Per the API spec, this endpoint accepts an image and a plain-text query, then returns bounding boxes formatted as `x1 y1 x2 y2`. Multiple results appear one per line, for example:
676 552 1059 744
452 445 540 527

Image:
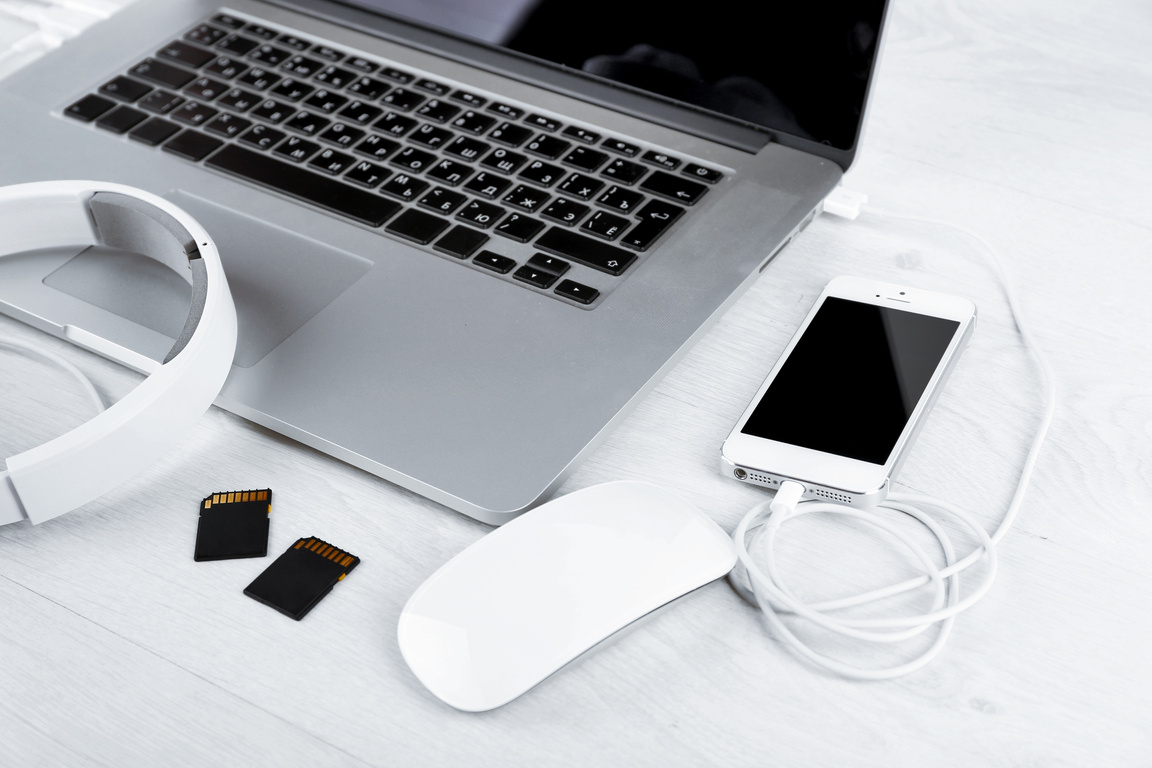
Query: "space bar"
206 144 400 227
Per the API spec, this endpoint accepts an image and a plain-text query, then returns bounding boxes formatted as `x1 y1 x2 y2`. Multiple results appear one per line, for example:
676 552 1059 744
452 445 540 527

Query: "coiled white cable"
728 198 1056 679
0 335 106 414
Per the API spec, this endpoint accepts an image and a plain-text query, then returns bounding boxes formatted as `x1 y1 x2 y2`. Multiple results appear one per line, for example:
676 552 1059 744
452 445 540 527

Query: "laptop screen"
332 0 886 153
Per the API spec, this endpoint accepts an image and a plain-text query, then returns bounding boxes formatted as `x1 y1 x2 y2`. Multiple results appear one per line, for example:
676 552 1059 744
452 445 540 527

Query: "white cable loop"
729 201 1055 679
0 335 105 414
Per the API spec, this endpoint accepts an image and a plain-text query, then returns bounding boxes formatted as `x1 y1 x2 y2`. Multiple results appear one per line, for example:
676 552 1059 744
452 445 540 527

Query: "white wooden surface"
2 0 1151 764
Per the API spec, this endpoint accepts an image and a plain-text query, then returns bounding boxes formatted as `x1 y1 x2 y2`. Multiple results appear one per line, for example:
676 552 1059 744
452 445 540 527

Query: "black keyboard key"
541 198 590 226
427 159 473 186
527 254 570 275
171 100 218 126
380 172 428 201
274 135 321 162
525 134 570 159
434 226 489 259
308 148 356 175
138 89 184 114
217 34 259 56
386 208 449 244
204 56 249 79
597 185 645 213
319 122 365 148
463 172 512 199
488 122 532 147
379 66 414 83
354 133 401 160
163 129 224 161
344 160 389 188
444 135 489 162
450 110 495 134
217 87 260 112
311 46 346 63
131 58 196 89
212 14 245 30
640 170 707 204
581 210 630 240
185 76 229 100
554 279 599 304
416 99 460 124
519 159 564 187
601 138 639 156
487 102 524 120
375 111 417 136
314 65 357 89
419 186 467 215
158 40 214 68
451 90 486 107
558 172 605 200
562 126 601 144
503 184 550 213
410 123 453 149
185 24 227 46
481 147 527 174
99 76 152 102
347 76 390 100
345 56 379 74
237 67 281 90
621 199 684 251
684 163 723 183
525 114 561 132
563 147 608 172
390 146 436 173
249 44 291 66
494 212 544 243
207 143 400 226
96 105 148 134
414 78 451 96
281 54 324 78
536 227 635 275
473 250 517 274
456 200 503 228
270 78 315 101
601 158 647 185
239 124 286 149
285 109 331 136
303 89 348 113
641 150 681 170
381 87 424 111
204 112 252 138
277 34 312 52
512 265 559 289
244 24 278 41
129 117 180 146
337 100 383 125
251 98 294 123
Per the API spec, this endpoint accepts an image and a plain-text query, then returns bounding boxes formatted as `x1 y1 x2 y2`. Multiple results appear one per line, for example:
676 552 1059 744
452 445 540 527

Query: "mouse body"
397 481 737 712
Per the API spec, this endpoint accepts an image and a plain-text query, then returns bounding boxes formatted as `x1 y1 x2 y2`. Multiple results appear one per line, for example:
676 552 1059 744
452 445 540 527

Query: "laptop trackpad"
44 192 371 368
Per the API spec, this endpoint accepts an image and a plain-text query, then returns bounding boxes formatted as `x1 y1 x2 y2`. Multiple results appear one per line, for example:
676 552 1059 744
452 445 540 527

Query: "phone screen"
740 297 961 465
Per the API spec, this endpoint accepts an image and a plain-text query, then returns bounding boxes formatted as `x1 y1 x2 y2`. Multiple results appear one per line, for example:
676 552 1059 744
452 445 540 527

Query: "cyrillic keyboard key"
206 143 400 226
535 227 635 275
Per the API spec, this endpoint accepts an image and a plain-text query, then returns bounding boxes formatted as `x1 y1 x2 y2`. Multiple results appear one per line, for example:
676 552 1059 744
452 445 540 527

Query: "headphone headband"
0 181 237 525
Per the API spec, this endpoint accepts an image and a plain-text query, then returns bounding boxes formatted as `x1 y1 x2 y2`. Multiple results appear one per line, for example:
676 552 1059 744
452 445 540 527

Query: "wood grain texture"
3 0 1152 764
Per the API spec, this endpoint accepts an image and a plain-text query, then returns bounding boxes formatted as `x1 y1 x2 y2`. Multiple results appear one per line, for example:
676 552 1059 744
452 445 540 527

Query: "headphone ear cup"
0 181 237 525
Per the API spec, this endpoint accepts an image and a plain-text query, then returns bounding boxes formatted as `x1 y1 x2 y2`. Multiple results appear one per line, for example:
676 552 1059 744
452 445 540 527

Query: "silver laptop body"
0 0 885 523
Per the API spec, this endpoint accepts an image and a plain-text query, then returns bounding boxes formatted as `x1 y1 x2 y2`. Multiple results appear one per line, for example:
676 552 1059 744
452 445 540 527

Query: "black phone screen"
740 297 960 465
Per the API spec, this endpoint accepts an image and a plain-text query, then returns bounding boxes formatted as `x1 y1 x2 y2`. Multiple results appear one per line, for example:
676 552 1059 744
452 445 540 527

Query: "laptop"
0 0 889 523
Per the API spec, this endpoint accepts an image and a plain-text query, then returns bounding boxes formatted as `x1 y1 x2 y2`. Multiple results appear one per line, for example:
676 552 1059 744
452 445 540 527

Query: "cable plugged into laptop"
727 186 1056 679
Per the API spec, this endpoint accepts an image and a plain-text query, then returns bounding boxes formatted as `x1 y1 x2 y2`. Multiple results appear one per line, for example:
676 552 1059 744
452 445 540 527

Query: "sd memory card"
244 537 359 620
194 489 271 561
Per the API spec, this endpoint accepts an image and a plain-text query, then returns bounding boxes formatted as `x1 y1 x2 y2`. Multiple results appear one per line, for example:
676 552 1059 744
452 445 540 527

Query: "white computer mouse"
397 480 737 712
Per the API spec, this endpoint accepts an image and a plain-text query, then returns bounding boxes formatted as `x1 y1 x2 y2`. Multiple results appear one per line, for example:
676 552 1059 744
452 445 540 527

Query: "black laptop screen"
333 0 886 151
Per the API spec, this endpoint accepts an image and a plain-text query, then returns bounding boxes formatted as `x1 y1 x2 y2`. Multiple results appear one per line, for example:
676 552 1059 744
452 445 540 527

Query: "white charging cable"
728 190 1056 679
0 335 106 414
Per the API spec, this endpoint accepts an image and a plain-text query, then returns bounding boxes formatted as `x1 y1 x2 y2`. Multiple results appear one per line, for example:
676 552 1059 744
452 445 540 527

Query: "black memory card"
243 537 360 620
194 489 271 561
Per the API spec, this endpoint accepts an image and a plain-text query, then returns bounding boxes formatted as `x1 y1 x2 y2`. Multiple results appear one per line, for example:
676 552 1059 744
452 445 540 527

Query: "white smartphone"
721 276 976 507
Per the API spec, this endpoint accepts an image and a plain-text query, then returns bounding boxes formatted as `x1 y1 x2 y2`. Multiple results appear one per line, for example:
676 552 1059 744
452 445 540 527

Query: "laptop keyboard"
62 11 727 308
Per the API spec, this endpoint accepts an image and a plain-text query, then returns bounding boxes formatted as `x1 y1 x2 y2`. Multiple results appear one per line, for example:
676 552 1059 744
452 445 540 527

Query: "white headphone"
0 181 238 525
